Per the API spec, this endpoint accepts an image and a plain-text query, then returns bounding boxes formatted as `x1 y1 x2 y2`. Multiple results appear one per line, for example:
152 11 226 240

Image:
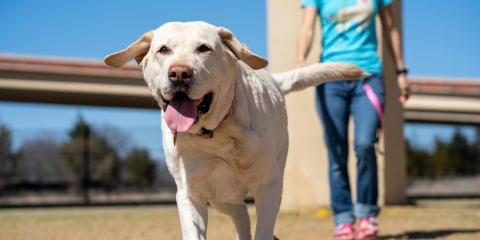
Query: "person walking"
295 0 409 239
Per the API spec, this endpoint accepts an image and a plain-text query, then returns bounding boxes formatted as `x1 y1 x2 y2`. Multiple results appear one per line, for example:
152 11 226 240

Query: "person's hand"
295 59 308 69
397 73 410 103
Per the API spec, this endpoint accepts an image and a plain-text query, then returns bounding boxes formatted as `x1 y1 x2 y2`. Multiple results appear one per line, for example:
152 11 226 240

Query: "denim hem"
334 211 355 225
353 202 380 218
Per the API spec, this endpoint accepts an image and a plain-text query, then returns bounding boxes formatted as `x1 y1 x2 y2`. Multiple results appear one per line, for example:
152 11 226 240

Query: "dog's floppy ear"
217 27 268 70
104 31 155 68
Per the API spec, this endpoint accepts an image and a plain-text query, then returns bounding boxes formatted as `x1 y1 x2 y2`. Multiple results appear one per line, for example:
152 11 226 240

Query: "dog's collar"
172 81 237 145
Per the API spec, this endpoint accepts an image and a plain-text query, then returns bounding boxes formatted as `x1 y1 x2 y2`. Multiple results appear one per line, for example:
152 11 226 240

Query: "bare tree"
16 136 63 183
125 148 157 188
93 125 133 159
0 124 16 188
61 118 123 191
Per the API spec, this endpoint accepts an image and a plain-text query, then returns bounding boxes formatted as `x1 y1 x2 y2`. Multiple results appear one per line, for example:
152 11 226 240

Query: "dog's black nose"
168 65 193 83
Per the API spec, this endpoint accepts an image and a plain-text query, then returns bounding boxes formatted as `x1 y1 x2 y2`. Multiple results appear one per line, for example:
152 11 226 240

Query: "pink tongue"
163 96 197 132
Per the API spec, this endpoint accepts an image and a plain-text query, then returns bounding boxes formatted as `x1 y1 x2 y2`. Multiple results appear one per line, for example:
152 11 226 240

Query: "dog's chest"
172 117 262 203
185 157 257 204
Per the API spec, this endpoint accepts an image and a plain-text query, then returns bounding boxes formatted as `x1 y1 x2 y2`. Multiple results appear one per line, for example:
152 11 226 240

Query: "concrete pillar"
267 0 406 210
380 0 407 204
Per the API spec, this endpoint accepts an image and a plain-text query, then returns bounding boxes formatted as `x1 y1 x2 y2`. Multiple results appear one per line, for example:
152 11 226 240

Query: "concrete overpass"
405 78 480 125
2 53 479 125
0 53 155 109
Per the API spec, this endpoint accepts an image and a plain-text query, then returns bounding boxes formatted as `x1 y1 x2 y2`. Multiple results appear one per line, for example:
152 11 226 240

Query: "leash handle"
363 83 385 153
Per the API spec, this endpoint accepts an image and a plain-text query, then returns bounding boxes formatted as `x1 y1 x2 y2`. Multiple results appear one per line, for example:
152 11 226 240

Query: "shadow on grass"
377 229 480 239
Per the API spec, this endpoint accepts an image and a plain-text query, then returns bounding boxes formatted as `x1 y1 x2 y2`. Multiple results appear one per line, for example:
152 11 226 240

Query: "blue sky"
0 0 267 60
403 0 480 78
0 0 479 158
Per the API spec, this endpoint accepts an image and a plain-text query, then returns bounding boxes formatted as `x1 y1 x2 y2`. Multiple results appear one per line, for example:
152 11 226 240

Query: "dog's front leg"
252 176 283 240
176 189 209 240
210 201 252 240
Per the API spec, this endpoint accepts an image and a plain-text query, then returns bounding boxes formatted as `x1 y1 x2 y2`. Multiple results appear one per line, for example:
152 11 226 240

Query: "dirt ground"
0 199 479 240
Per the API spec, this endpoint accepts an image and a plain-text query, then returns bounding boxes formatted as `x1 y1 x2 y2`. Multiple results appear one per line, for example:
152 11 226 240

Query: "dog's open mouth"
162 92 213 132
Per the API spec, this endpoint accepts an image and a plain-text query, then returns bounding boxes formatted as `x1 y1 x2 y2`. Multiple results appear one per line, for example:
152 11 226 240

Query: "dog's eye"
159 47 168 54
198 45 210 53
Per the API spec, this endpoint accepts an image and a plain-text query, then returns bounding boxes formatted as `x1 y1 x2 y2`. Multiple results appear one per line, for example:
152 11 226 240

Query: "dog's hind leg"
209 201 252 240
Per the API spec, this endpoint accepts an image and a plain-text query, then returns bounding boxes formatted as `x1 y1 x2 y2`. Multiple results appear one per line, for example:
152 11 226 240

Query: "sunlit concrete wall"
267 0 406 209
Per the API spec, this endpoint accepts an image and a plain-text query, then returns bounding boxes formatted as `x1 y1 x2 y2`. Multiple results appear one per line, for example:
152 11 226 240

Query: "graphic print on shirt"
327 0 373 33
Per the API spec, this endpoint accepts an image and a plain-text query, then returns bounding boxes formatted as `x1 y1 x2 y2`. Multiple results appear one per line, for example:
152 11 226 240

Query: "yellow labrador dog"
105 21 366 240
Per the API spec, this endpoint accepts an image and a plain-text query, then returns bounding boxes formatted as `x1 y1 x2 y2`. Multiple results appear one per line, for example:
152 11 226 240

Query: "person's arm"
379 4 410 103
295 6 318 69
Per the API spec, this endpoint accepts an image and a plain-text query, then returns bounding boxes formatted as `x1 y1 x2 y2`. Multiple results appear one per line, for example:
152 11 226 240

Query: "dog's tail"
271 63 369 95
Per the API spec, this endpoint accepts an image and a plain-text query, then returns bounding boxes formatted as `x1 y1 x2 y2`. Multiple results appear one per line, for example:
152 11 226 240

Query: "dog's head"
105 22 268 134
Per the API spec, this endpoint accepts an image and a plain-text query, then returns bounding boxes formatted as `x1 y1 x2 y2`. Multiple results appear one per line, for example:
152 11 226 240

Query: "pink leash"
363 83 385 152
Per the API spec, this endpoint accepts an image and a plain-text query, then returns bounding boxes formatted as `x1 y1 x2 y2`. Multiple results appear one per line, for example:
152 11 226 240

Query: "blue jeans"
315 73 385 225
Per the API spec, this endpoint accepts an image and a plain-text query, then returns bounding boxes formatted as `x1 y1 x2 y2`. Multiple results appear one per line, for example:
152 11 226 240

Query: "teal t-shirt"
301 0 393 73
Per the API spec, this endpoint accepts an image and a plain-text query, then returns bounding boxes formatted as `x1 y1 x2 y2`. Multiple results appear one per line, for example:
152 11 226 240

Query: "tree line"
5 119 479 194
0 117 173 196
407 126 480 178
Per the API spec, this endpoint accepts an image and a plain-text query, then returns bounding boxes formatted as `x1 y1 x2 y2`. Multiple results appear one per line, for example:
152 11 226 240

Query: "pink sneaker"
355 217 379 240
334 223 355 240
